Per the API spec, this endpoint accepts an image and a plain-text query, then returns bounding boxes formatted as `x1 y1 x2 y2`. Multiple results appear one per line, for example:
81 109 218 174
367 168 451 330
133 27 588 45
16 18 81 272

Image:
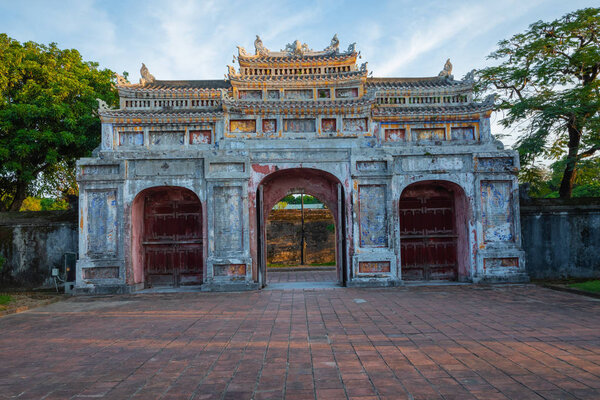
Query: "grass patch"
0 295 12 306
569 280 600 293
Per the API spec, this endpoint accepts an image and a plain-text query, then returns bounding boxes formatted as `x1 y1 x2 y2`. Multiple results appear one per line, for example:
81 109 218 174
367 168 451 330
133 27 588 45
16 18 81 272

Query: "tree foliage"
476 8 600 198
0 34 117 211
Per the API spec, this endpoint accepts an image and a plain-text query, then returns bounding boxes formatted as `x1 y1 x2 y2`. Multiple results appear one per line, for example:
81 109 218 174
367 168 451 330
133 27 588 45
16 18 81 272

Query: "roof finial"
438 58 453 79
139 63 155 85
254 35 270 56
324 34 339 53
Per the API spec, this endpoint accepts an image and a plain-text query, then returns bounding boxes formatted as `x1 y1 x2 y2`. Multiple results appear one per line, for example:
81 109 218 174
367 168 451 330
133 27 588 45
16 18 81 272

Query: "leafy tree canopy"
0 34 117 211
476 8 600 198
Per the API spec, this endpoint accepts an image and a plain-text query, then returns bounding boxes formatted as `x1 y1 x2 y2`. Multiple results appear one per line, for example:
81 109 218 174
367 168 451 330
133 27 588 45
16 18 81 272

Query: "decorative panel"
87 190 118 257
481 181 514 242
82 165 119 175
356 161 387 172
239 90 262 100
285 89 312 100
484 258 519 274
267 90 280 100
230 119 256 133
336 88 358 98
451 126 475 141
358 185 388 247
477 157 515 172
283 119 316 133
82 267 119 279
412 128 445 142
343 118 368 132
214 264 246 277
150 131 184 146
401 156 463 172
385 128 406 142
119 131 143 146
213 186 244 254
209 163 245 173
134 160 197 177
317 88 331 99
262 119 277 134
359 261 390 273
322 118 336 132
190 130 211 144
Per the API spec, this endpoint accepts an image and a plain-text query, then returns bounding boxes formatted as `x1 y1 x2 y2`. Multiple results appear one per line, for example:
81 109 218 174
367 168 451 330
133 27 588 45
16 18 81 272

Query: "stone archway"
399 181 470 281
256 168 346 287
131 187 203 288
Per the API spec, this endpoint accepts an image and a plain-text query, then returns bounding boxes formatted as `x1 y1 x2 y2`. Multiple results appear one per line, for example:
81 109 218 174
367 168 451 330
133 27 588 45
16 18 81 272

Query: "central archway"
256 168 346 287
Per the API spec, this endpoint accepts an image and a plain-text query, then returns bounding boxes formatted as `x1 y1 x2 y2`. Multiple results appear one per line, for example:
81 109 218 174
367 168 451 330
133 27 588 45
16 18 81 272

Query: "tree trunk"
558 120 582 199
8 182 28 211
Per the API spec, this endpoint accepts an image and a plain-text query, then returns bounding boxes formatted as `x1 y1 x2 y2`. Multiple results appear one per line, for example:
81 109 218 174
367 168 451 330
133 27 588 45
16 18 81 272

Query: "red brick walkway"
1 285 599 399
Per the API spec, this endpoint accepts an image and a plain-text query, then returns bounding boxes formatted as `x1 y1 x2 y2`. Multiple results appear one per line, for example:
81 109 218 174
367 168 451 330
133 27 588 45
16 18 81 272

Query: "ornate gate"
143 188 203 287
399 185 457 280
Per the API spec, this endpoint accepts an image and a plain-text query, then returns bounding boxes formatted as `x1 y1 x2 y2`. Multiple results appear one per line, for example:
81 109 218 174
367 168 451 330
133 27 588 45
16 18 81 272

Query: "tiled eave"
366 77 473 90
223 96 375 115
372 103 493 119
99 109 224 124
230 70 367 84
237 51 357 66
118 87 227 99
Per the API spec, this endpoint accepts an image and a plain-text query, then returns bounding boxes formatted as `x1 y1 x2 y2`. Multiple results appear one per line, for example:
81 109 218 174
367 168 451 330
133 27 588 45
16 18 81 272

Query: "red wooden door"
143 189 203 287
400 186 457 280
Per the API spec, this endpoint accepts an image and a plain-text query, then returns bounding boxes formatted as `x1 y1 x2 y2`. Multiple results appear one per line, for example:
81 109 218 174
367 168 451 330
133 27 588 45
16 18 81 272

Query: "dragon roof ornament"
139 63 156 85
438 59 453 79
236 35 358 59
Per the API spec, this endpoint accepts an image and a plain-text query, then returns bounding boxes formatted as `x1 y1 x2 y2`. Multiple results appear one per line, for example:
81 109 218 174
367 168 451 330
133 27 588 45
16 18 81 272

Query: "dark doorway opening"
256 168 346 288
266 193 337 284
141 187 203 287
399 181 467 281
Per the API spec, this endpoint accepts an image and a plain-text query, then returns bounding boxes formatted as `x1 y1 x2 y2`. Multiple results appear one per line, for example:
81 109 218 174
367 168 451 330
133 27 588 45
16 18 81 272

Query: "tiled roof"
99 109 224 119
238 52 357 64
231 70 366 82
144 80 231 89
366 77 472 89
373 102 492 116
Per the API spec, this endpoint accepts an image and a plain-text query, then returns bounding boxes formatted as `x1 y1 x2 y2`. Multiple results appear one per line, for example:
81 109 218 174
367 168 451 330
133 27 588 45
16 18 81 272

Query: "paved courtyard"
1 284 599 400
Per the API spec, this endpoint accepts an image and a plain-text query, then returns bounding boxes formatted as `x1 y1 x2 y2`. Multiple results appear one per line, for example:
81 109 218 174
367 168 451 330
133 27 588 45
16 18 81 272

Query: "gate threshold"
136 285 203 294
264 282 341 290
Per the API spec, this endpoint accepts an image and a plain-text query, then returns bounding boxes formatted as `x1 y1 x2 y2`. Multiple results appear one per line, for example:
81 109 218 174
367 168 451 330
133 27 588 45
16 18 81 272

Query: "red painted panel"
143 188 203 287
400 187 457 281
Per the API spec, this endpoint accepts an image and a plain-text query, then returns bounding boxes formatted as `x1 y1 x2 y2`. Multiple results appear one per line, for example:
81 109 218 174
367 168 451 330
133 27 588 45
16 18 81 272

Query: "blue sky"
1 0 598 143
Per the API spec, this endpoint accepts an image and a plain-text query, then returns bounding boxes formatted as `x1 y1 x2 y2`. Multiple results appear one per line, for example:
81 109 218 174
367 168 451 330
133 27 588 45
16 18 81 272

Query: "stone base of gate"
346 278 403 288
74 284 134 295
473 273 531 284
201 281 260 292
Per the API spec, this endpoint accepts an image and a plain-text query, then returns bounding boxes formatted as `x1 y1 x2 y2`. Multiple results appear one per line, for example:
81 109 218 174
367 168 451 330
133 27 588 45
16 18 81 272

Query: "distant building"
76 36 527 293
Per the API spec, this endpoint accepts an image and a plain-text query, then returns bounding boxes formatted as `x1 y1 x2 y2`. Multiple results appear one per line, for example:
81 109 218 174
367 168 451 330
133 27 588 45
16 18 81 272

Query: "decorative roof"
222 94 375 114
99 109 223 119
236 34 358 62
229 70 367 83
373 98 494 117
366 76 472 89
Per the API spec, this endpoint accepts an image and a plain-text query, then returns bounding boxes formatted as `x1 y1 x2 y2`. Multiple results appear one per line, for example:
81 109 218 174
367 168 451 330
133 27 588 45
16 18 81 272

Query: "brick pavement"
1 285 599 399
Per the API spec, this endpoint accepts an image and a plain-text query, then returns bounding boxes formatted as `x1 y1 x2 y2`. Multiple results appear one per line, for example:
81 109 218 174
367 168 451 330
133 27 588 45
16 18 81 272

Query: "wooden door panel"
400 188 458 281
143 188 203 287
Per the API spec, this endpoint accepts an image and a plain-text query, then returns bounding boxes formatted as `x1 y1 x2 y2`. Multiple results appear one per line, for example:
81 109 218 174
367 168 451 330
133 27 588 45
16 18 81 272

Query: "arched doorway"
399 181 469 281
131 187 203 288
256 168 346 287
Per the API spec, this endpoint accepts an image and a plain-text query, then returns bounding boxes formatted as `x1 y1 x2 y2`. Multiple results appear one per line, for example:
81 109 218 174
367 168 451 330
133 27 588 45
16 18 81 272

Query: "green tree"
476 8 600 198
0 34 117 211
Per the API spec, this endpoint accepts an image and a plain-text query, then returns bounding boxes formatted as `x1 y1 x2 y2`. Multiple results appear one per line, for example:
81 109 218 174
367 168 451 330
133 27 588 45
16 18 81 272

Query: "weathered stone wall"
0 210 78 288
520 198 600 279
267 209 335 265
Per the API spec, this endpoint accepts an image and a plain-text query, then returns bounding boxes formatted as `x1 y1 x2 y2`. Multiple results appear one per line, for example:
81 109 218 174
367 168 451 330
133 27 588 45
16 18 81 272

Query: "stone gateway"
76 36 528 294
